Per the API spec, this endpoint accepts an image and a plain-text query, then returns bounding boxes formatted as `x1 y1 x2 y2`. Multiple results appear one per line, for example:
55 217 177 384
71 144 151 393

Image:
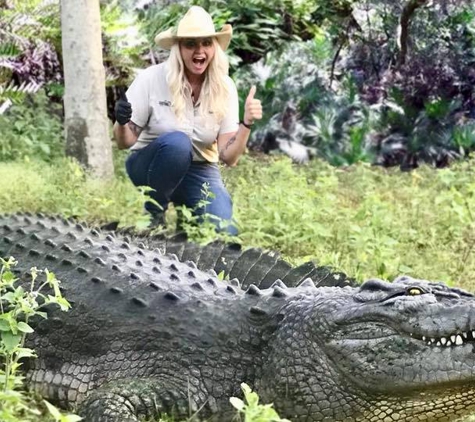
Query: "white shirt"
126 62 239 162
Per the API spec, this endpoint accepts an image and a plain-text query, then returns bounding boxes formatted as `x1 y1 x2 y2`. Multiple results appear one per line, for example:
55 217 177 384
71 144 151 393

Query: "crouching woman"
113 6 262 235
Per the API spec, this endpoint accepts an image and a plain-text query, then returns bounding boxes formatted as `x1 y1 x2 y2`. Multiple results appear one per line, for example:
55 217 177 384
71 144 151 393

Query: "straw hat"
154 6 233 51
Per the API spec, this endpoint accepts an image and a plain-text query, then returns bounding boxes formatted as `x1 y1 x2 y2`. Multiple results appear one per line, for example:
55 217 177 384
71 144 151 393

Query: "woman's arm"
217 125 251 167
218 85 262 166
113 121 143 150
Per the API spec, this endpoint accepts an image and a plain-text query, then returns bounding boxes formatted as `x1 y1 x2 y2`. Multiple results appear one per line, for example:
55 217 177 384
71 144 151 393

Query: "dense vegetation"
2 0 475 421
2 0 475 166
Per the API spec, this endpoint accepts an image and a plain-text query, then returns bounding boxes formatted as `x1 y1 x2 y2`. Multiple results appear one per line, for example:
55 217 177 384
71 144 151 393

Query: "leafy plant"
230 383 291 422
234 39 330 125
0 89 64 162
372 91 471 169
0 0 150 118
0 0 62 108
453 123 475 155
235 40 374 166
173 182 239 244
0 256 80 422
304 76 375 165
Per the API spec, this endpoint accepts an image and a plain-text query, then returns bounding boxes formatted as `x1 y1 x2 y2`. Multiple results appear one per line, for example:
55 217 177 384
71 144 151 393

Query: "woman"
113 6 262 235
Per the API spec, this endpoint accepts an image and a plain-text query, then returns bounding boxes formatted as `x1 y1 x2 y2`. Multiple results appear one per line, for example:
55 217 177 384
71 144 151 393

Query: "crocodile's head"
320 276 475 420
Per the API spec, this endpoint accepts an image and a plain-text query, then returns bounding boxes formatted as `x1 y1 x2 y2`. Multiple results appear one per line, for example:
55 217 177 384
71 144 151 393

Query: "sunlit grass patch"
2 155 475 290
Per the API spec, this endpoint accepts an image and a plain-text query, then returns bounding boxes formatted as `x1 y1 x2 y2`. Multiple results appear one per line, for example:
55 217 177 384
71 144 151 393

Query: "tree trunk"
397 0 429 66
61 0 114 179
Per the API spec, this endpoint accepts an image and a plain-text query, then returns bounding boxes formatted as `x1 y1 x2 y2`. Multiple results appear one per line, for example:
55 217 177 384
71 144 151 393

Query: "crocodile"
1 213 475 422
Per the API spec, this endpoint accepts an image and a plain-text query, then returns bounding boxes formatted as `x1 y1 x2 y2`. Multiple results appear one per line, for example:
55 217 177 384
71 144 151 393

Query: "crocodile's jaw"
317 279 475 421
327 334 475 388
363 387 475 421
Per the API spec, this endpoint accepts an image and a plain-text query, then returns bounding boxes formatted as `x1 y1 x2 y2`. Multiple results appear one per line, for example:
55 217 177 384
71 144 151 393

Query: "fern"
0 42 21 58
0 80 41 110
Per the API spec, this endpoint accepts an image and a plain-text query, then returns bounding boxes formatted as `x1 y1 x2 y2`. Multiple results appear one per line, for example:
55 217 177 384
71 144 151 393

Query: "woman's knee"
156 131 193 155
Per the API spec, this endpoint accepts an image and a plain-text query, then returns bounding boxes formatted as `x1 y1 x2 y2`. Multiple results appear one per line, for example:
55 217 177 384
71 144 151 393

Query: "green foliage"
2 154 475 289
174 183 238 244
0 82 40 108
0 0 60 46
235 40 375 165
0 0 147 118
234 39 330 121
305 76 375 166
453 123 475 155
223 155 475 288
0 257 80 422
0 90 64 162
373 90 474 167
137 0 320 67
230 383 290 422
0 0 62 101
101 1 147 87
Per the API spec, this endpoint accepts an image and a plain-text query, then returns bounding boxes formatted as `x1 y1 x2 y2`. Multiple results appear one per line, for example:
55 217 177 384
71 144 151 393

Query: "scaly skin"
1 214 475 421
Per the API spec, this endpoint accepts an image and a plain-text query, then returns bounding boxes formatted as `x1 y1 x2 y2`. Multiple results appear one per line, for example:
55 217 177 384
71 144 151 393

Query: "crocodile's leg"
78 378 208 422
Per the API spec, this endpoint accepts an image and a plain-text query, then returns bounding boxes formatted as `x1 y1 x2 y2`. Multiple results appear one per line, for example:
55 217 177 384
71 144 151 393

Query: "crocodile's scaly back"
114 228 354 290
0 214 284 419
2 214 475 422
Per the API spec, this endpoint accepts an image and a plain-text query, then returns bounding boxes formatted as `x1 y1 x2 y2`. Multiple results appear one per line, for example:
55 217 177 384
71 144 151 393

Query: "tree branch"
397 0 429 66
330 21 353 89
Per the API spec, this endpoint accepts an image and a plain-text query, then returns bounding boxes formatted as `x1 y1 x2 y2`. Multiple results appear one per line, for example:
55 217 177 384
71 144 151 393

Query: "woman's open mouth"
192 57 206 66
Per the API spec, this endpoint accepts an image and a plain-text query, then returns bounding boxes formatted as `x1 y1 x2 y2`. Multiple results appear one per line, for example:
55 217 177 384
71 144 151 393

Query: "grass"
2 153 475 290
227 154 475 290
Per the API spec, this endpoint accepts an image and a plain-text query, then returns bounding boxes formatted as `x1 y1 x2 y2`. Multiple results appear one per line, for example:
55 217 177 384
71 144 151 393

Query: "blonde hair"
166 38 231 123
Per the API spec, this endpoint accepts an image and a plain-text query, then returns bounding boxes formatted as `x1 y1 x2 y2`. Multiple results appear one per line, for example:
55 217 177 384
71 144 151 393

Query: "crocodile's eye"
407 287 424 296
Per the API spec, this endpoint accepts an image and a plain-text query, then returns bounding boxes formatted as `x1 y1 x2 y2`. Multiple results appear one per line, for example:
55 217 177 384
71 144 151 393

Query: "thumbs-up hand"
115 87 132 125
243 85 262 127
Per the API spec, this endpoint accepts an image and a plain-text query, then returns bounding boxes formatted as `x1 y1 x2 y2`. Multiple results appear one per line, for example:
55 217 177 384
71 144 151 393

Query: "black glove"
115 88 132 125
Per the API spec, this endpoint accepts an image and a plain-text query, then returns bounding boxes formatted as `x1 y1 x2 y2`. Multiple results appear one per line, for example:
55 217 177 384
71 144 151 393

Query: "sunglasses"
181 38 214 49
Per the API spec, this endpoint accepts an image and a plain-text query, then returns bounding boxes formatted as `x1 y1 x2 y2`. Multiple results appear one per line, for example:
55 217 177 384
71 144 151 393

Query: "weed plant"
0 258 80 422
230 383 290 422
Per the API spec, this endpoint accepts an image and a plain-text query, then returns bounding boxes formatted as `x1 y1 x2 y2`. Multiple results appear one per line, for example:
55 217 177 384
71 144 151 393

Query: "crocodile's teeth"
456 335 463 346
431 338 436 343
446 341 452 347
436 340 441 346
462 332 468 339
440 337 447 345
422 336 426 341
451 335 456 343
472 330 475 338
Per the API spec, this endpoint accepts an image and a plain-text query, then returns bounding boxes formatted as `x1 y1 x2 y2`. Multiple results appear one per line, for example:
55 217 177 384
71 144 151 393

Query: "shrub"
234 40 375 165
0 0 62 107
137 0 320 68
0 90 64 162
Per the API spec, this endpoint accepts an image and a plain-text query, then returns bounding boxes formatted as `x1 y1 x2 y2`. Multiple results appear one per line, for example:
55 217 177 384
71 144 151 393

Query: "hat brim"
155 24 232 51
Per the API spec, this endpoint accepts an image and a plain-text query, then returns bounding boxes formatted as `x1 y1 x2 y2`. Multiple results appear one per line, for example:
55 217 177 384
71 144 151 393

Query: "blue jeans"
125 131 237 235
